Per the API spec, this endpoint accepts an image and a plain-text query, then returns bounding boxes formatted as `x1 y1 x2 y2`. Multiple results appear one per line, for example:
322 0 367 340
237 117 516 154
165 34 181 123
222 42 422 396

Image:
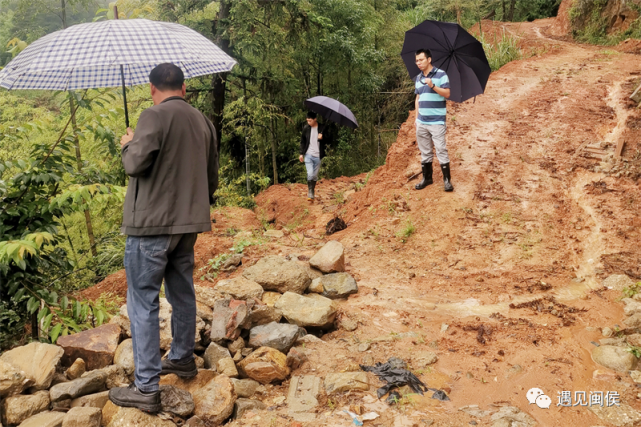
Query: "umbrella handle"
114 6 130 129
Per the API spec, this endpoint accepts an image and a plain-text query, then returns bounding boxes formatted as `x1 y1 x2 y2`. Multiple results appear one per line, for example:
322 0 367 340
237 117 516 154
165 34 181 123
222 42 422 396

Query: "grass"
479 30 522 72
621 282 641 299
396 220 416 243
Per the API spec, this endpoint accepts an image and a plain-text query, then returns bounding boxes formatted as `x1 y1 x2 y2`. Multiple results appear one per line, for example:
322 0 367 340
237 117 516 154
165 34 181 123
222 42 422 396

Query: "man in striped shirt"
414 49 454 192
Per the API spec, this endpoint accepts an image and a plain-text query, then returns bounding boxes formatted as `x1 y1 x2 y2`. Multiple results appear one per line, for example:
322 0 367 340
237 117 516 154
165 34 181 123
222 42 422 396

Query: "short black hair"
149 63 184 91
415 49 432 59
306 111 317 119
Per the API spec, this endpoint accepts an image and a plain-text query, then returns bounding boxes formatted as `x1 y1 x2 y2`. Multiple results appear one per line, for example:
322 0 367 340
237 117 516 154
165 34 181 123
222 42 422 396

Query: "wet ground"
85 18 641 427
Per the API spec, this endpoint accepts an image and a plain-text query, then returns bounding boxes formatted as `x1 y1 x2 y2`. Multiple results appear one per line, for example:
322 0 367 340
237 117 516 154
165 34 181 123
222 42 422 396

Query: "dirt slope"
87 18 641 426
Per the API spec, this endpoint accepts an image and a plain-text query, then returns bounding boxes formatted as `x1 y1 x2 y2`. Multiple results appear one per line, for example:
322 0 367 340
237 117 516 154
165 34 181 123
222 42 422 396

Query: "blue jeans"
124 233 198 392
304 154 321 181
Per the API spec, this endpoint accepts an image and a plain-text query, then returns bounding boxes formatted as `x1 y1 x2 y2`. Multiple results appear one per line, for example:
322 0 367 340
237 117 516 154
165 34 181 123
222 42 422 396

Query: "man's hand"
424 77 432 87
120 127 134 147
299 155 304 163
318 133 323 140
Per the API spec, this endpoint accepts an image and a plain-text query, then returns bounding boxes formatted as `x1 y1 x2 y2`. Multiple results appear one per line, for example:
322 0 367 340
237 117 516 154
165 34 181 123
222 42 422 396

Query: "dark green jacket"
121 96 218 236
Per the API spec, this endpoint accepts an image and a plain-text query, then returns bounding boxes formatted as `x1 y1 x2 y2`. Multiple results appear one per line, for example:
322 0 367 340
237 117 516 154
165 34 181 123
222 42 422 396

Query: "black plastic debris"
361 358 450 403
326 216 347 235
386 390 401 405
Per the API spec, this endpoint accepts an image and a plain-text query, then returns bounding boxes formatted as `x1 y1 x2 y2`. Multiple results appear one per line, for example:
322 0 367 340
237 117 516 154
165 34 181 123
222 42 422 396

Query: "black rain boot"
307 181 313 200
414 162 433 190
441 163 454 192
310 180 317 200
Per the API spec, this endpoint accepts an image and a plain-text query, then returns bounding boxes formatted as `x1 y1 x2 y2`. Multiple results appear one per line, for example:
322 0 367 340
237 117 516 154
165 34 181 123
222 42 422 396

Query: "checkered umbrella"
0 18 236 125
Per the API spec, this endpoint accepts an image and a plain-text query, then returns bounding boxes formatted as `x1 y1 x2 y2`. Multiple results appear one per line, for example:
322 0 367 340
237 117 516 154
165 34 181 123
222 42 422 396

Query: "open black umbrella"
400 20 491 103
304 96 358 129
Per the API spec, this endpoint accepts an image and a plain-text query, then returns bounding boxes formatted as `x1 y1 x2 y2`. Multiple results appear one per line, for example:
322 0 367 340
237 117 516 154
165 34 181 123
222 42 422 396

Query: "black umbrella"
304 96 358 129
400 20 491 103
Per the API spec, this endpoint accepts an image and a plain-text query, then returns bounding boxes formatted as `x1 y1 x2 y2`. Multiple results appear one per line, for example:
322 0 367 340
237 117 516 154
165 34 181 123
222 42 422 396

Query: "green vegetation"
621 282 641 299
396 219 416 242
480 30 522 71
569 0 641 45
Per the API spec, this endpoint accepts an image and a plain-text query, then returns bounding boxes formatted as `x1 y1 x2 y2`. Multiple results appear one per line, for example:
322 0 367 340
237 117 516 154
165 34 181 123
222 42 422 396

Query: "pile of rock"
0 240 359 427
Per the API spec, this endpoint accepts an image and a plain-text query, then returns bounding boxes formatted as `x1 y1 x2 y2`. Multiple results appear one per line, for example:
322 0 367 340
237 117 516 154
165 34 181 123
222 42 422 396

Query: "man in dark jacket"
108 63 218 413
299 111 326 200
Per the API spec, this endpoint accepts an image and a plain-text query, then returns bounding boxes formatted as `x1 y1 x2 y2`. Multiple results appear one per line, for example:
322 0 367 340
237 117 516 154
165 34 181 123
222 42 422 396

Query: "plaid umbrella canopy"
0 18 236 125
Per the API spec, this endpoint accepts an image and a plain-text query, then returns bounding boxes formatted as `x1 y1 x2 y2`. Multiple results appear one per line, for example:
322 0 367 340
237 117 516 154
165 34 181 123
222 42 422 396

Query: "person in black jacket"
299 111 327 200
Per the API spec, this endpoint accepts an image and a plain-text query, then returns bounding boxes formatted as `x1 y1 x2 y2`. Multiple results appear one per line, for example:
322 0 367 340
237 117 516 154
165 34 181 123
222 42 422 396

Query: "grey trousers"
416 123 449 164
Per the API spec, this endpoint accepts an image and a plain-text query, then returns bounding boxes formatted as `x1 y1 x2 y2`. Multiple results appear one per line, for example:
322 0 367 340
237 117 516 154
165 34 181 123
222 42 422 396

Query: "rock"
159 370 217 394
0 358 30 397
65 358 86 380
221 253 243 271
624 301 641 316
113 339 135 376
190 375 236 425
203 343 231 370
108 315 131 338
413 352 438 368
275 292 338 328
387 357 407 370
50 370 107 402
490 406 536 427
233 398 266 419
504 364 523 379
630 370 641 383
249 322 301 353
243 256 311 294
593 369 618 381
296 334 324 345
231 379 260 398
287 375 321 422
238 347 290 384
196 302 213 322
184 416 207 427
89 365 130 389
70 390 110 409
2 390 50 425
303 264 324 282
246 304 282 327
357 343 370 352
589 402 641 427
57 324 121 371
603 274 636 291
263 229 284 238
324 373 369 394
52 372 68 386
628 334 641 347
308 278 323 293
210 298 249 342
286 348 308 370
338 316 358 331
309 240 345 273
217 357 239 378
261 292 282 307
0 342 64 390
459 405 493 418
602 327 614 337
215 277 264 301
61 407 101 427
600 337 627 347
624 313 641 328
319 273 358 299
101 403 176 427
160 385 195 417
228 337 245 355
592 345 637 372
16 411 65 427
195 355 205 369
194 285 225 309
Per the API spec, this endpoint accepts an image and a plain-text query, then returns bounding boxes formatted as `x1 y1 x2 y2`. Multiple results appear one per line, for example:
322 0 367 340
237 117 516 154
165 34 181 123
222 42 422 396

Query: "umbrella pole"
114 6 130 128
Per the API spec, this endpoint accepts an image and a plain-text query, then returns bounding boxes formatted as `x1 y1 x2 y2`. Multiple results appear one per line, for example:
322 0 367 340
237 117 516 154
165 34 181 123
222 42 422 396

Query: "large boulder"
57 324 122 370
194 285 225 308
0 358 30 397
233 398 266 419
243 256 311 294
190 375 236 426
309 241 345 273
159 370 217 393
113 339 135 376
0 342 63 390
246 304 282 328
592 345 637 372
70 390 110 409
238 347 290 384
217 358 239 378
61 407 101 427
49 370 107 402
101 402 176 427
230 379 260 398
215 277 264 301
318 273 358 299
248 322 301 353
1 390 50 425
91 365 130 389
274 292 338 328
16 411 65 427
203 343 231 370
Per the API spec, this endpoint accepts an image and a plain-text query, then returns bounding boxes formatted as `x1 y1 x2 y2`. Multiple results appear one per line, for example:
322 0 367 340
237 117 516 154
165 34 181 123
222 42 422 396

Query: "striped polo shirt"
414 67 450 125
